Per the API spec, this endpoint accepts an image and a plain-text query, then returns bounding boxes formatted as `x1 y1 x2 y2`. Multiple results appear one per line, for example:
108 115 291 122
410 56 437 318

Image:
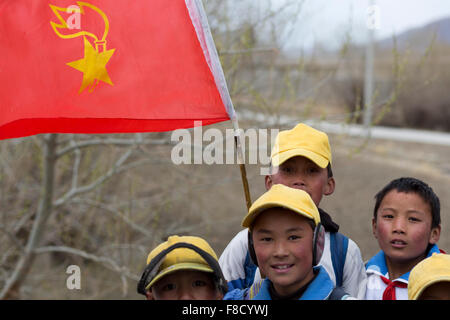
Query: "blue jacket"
224 265 335 300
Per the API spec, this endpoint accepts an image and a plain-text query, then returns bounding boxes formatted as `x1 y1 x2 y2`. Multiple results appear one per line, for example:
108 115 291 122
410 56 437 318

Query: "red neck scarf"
380 275 407 300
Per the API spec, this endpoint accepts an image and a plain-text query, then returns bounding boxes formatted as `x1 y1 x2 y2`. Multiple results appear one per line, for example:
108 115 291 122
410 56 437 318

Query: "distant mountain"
378 16 450 51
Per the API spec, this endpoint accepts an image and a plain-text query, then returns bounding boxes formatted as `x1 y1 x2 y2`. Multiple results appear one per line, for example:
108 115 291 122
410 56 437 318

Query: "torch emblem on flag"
49 2 115 93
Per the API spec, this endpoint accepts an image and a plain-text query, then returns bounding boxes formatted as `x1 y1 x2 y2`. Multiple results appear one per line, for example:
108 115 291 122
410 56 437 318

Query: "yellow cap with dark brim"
271 123 331 168
242 184 320 228
145 235 218 291
146 262 214 291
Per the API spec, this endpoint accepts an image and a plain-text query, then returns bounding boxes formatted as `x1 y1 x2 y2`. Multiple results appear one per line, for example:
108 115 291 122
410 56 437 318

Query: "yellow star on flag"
67 37 115 93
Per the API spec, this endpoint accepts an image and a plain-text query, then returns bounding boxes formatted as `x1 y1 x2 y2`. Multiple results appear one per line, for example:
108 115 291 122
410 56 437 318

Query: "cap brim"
146 263 214 290
242 201 317 228
272 148 329 168
410 277 450 300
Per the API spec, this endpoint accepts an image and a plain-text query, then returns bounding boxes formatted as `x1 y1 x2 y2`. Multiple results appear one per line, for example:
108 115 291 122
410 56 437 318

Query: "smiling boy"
365 177 442 300
224 184 342 300
250 208 324 299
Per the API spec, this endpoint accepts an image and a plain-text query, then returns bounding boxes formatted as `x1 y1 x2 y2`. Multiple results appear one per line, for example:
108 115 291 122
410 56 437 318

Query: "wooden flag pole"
232 116 252 211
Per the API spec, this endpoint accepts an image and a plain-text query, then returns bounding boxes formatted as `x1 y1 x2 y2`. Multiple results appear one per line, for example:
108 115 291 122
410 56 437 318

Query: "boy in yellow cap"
137 235 227 300
220 123 366 298
408 253 450 300
224 184 352 300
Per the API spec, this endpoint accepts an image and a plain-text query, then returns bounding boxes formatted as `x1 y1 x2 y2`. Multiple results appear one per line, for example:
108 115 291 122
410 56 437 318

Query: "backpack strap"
328 287 350 300
244 251 258 288
244 279 264 300
330 232 349 287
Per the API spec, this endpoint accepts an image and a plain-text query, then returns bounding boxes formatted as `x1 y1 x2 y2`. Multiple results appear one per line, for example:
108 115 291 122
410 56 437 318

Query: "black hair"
373 177 440 228
326 163 333 178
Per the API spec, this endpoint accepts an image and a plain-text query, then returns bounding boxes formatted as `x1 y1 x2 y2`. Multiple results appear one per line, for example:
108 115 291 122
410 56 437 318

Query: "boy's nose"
392 217 406 233
292 181 306 188
273 241 289 257
178 289 195 300
291 175 306 188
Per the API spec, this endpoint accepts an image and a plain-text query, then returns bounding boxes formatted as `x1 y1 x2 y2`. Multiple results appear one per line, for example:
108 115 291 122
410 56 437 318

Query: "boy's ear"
429 225 441 245
265 175 272 190
216 291 224 300
372 218 378 239
145 290 154 300
323 177 335 196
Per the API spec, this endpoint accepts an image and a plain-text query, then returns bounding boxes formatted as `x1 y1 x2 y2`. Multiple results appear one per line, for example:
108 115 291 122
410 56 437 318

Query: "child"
408 253 450 300
219 123 366 298
365 177 442 300
137 235 227 300
224 184 351 300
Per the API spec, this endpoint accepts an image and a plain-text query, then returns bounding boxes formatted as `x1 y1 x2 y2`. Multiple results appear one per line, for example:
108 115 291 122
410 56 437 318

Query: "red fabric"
0 0 229 140
380 275 407 300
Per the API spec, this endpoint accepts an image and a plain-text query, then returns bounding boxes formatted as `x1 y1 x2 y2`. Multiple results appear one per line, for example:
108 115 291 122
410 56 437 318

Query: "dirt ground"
196 132 450 262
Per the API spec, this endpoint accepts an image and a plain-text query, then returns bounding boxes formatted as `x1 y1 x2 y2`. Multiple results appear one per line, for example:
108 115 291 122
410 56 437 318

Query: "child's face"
418 282 450 300
372 190 440 269
265 156 334 206
148 270 222 300
252 208 315 297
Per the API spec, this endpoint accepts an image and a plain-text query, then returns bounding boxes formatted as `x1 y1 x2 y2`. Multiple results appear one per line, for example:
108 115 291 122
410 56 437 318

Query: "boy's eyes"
258 235 301 241
158 279 209 291
161 283 176 292
381 214 422 222
280 166 293 173
280 165 320 174
306 166 319 173
193 280 207 287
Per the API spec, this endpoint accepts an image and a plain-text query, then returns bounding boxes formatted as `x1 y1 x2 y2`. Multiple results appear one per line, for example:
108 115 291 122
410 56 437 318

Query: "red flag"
0 0 234 140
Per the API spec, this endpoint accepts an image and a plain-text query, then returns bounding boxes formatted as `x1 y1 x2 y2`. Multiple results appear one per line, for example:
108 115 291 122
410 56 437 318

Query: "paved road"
238 110 450 147
307 121 450 147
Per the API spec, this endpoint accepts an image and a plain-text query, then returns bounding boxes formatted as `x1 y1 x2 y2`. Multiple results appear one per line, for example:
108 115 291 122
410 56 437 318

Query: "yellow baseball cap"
144 235 219 291
242 184 321 228
408 253 450 300
271 123 332 168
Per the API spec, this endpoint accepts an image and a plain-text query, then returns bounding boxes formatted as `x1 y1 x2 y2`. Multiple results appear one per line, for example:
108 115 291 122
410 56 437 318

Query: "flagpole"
231 116 252 211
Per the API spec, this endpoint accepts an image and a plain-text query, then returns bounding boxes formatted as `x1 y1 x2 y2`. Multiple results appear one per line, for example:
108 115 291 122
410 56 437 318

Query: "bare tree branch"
56 137 171 158
70 135 82 190
53 147 134 208
69 197 151 237
0 225 24 252
0 134 57 300
34 245 139 282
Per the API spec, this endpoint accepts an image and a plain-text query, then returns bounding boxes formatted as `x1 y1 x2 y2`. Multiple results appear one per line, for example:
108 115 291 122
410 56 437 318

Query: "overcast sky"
276 0 450 51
